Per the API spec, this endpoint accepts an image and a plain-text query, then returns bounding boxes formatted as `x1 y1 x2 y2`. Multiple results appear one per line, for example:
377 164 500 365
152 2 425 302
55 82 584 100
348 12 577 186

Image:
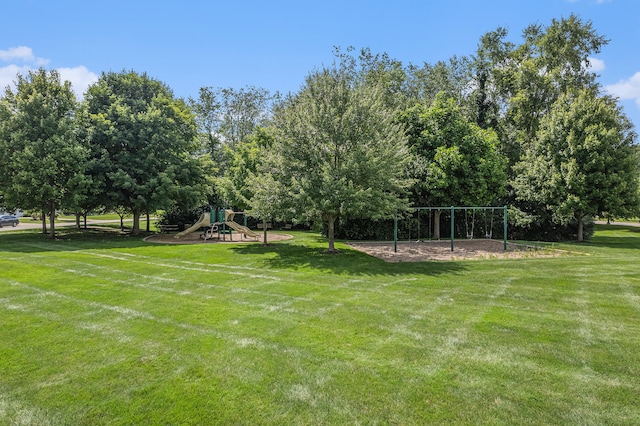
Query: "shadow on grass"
2 228 466 276
584 225 640 251
0 227 153 253
229 240 467 277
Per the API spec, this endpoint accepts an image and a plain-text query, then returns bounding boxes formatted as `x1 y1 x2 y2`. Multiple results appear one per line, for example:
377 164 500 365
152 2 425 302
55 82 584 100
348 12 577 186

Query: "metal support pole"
503 205 508 250
394 211 398 253
450 206 455 251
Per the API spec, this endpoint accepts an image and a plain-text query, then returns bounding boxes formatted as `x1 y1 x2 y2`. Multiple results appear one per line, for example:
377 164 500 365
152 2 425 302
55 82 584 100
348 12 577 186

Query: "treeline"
1 14 638 245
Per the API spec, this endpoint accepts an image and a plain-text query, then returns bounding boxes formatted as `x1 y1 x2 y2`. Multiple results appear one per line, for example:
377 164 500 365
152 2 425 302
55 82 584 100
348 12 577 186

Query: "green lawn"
0 227 639 425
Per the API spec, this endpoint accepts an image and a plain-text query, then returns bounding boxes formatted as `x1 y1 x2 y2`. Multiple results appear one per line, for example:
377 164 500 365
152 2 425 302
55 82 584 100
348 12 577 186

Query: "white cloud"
586 57 605 72
58 66 99 98
0 46 98 99
0 46 48 65
0 64 31 89
606 72 640 108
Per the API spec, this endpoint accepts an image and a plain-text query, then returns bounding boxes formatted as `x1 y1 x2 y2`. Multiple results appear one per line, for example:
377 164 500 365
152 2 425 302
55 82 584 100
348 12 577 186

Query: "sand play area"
347 239 560 262
145 231 561 262
145 231 292 244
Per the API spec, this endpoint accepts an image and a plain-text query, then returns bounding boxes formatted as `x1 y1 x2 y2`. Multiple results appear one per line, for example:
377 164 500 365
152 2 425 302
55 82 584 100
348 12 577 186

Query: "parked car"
0 215 19 227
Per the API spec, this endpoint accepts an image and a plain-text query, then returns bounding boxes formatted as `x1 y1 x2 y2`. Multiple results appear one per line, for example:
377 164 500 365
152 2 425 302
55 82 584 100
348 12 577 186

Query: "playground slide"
174 213 210 238
224 220 259 239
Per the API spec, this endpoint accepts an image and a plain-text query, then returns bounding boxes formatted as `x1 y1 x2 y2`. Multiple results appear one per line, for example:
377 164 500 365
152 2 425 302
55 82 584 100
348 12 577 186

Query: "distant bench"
158 224 179 233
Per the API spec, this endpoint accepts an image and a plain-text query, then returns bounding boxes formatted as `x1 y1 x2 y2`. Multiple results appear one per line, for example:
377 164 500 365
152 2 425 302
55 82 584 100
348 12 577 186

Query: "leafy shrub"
157 206 211 231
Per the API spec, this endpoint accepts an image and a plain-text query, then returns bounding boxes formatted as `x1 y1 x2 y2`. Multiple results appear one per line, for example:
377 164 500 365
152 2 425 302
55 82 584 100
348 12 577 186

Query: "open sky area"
2 0 639 129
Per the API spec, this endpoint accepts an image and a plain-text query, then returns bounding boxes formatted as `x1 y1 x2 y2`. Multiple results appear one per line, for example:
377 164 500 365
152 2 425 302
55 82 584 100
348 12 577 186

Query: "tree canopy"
264 67 412 251
1 14 637 245
0 68 86 237
397 94 507 238
85 70 210 234
513 89 639 241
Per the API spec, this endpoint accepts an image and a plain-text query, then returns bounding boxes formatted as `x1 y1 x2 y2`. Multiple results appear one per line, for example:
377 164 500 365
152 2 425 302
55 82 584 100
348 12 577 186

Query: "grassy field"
0 226 639 425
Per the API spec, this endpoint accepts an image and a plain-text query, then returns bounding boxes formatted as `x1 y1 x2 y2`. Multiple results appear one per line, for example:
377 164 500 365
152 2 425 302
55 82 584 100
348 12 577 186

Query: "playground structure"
393 206 508 252
174 209 259 241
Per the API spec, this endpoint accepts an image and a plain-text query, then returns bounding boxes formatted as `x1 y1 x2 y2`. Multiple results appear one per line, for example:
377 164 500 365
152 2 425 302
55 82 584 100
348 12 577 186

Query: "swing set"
393 206 508 253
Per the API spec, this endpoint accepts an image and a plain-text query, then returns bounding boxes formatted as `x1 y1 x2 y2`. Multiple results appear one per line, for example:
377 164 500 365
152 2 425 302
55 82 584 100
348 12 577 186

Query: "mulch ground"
347 239 562 262
144 231 292 244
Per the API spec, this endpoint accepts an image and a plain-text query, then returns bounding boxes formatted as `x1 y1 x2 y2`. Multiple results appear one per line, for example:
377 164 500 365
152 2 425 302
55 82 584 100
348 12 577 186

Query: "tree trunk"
433 210 442 240
132 210 141 234
327 215 337 253
146 212 150 232
75 213 81 229
41 206 47 235
262 219 268 246
576 212 584 242
83 212 88 229
49 201 56 239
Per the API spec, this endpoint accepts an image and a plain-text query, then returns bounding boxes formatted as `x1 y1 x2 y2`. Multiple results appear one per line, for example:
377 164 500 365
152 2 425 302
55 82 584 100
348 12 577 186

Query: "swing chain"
485 209 494 239
466 209 475 239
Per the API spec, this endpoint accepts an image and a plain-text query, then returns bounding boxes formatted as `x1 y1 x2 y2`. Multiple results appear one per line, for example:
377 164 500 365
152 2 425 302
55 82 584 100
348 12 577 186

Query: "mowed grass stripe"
10 239 467 297
2 252 425 323
4 243 474 313
2 276 469 419
4 257 632 376
1 228 640 424
6 240 636 352
11 242 284 282
3 252 313 304
5 275 635 423
1 256 532 377
0 258 461 357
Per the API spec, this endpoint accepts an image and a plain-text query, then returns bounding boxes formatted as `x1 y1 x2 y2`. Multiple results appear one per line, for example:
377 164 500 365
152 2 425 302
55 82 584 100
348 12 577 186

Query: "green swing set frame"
393 206 508 253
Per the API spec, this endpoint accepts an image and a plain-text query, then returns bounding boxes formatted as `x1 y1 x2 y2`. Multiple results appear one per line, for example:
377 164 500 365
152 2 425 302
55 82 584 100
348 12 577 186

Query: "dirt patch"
347 239 561 262
144 231 292 245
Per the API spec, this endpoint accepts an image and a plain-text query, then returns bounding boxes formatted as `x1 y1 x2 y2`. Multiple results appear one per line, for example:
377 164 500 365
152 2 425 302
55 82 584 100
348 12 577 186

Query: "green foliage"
0 15 631 246
218 126 275 211
495 15 606 151
405 56 473 114
513 89 639 241
0 68 86 237
265 66 412 251
158 205 211 231
333 46 409 110
84 70 210 233
400 94 508 208
189 86 277 163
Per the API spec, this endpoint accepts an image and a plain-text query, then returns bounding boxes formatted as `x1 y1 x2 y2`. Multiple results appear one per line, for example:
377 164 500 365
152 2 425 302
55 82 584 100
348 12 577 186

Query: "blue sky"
2 0 639 129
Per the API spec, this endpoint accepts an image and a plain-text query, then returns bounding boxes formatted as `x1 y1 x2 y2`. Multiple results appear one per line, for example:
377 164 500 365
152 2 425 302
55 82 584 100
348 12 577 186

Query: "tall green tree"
265 67 412 252
189 85 276 207
333 46 409 111
480 15 608 160
218 127 275 208
189 86 276 156
218 126 280 244
469 27 513 134
398 94 508 238
405 56 472 112
513 89 639 242
0 68 86 237
85 70 209 234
